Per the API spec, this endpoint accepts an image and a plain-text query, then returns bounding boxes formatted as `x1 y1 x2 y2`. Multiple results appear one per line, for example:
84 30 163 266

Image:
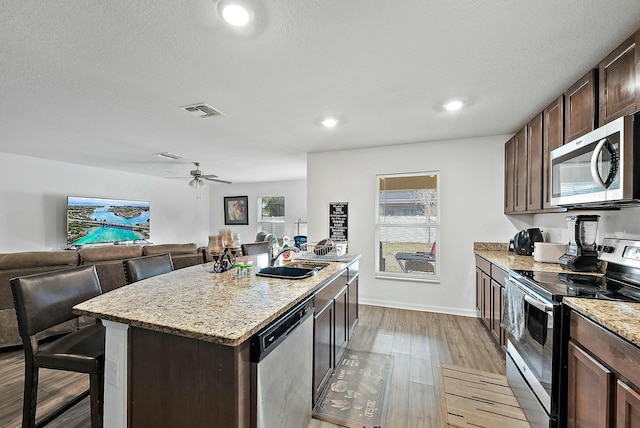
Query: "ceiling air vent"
181 103 224 118
153 152 183 160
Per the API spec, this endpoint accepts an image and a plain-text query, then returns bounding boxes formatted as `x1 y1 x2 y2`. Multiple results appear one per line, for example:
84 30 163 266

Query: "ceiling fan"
183 162 232 187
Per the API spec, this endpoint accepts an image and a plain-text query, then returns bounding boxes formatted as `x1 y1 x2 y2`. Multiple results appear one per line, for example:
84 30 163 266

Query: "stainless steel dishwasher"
250 296 314 428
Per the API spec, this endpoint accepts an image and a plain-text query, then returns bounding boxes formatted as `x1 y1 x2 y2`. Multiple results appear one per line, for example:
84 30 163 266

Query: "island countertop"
74 255 360 347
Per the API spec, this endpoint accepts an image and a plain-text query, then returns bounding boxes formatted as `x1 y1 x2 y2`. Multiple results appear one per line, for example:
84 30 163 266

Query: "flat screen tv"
66 196 150 246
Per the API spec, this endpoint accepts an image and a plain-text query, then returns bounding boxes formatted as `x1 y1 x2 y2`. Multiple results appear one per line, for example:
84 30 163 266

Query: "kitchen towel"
502 278 526 341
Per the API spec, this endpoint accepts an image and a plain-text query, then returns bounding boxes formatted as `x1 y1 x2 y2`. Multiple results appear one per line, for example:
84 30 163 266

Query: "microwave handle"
590 137 618 189
523 294 554 313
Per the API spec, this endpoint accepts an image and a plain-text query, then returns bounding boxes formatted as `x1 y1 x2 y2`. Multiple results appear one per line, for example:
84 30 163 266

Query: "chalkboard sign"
329 202 348 242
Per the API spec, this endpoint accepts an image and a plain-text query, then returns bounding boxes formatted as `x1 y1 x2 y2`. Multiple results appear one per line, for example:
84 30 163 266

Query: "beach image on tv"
67 196 150 245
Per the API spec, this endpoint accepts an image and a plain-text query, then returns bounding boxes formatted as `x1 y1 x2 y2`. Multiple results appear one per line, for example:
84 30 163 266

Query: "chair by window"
123 253 174 284
241 241 271 256
10 265 105 428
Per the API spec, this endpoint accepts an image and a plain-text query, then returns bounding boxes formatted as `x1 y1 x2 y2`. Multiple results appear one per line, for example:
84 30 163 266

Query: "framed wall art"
224 196 248 225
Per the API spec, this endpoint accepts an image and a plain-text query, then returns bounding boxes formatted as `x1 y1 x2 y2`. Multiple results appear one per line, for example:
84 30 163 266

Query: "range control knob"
601 246 615 253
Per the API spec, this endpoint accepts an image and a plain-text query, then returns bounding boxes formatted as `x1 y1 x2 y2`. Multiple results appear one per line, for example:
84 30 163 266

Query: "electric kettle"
513 228 544 256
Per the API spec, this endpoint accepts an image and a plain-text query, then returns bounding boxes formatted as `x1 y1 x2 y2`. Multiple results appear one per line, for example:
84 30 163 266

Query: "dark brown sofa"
0 251 80 349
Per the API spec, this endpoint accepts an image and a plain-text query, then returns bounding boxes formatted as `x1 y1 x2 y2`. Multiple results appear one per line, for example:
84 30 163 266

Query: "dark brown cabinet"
313 301 334 404
543 96 564 208
514 126 528 212
567 341 612 427
568 310 640 427
312 262 359 404
599 30 640 126
504 137 515 214
565 70 598 144
527 113 543 211
475 255 507 349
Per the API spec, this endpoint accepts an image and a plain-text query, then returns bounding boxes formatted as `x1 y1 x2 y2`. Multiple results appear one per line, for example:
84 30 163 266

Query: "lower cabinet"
475 255 507 348
312 262 359 405
568 311 640 427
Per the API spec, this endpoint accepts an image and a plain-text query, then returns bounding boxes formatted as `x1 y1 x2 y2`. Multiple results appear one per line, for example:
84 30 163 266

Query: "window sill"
375 272 440 284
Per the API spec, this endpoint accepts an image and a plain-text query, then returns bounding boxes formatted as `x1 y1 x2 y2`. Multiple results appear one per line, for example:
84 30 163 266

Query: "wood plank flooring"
0 305 505 428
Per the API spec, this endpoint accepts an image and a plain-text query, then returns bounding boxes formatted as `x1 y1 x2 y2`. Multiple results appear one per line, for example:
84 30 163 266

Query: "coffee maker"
558 215 601 272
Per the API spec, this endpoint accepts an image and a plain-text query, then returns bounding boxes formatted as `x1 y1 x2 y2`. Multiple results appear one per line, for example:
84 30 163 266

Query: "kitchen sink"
256 266 318 280
286 262 329 271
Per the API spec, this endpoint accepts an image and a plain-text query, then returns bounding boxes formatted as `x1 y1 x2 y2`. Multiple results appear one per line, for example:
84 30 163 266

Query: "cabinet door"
565 70 598 143
527 113 543 211
490 279 502 343
543 96 564 208
567 341 613 428
475 267 482 314
504 137 515 214
334 286 349 364
599 31 639 126
313 302 334 404
617 380 640 428
514 127 528 212
347 276 359 339
482 271 491 327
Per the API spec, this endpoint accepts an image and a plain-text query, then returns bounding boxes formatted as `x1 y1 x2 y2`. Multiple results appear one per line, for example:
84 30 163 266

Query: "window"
375 172 440 281
258 196 285 238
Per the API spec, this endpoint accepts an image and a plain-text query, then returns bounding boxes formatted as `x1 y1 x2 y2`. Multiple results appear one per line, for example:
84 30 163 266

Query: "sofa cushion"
79 245 143 263
143 243 197 256
0 250 79 271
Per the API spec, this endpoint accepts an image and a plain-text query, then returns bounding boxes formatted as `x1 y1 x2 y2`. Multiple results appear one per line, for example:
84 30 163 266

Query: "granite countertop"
74 255 360 347
564 297 640 348
474 250 572 273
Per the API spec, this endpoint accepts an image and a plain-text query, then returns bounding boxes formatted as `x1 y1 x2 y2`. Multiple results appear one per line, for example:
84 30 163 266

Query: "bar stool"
123 253 174 284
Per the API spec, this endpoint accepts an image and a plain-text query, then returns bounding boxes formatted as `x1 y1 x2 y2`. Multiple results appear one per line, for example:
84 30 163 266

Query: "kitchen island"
74 255 360 428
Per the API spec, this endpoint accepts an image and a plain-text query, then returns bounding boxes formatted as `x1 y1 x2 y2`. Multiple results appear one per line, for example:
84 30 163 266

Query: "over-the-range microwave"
550 113 640 207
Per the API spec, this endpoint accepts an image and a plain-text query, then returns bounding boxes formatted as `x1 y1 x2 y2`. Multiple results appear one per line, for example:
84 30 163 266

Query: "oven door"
505 278 558 415
550 116 624 206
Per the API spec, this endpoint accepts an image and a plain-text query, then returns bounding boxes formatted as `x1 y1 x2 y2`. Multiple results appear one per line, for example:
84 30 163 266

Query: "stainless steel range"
504 237 640 428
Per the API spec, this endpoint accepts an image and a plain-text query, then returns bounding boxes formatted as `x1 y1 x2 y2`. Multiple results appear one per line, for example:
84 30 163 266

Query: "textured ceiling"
1 1 640 183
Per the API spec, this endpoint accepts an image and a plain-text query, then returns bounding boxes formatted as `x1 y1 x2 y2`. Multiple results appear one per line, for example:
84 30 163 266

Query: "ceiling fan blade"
201 173 219 179
203 177 232 184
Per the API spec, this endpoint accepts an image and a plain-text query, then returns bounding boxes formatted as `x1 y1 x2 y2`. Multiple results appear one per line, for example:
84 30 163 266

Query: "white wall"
0 152 210 252
208 180 308 244
308 135 518 316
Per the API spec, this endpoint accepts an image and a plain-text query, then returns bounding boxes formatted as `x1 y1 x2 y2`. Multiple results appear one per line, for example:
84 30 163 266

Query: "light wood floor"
0 305 505 428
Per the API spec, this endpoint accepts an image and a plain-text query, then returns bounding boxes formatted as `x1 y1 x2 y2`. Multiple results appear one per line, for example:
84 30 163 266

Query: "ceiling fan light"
189 178 202 188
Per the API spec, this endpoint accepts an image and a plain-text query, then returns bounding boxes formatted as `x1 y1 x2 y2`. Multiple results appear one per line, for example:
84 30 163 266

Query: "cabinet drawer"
570 311 640 389
475 255 491 275
314 271 348 313
491 265 508 286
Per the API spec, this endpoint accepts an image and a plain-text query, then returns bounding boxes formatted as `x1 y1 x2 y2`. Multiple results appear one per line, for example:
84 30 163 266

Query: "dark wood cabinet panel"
504 137 515 214
514 127 528 212
334 285 348 364
481 271 491 327
527 113 543 211
543 96 564 208
347 276 358 339
617 380 640 428
567 340 613 428
475 267 482 314
490 279 502 344
599 31 640 126
313 302 334 404
565 70 598 143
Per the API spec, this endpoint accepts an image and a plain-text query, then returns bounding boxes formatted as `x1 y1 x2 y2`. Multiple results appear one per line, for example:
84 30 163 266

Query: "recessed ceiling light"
444 100 464 111
321 118 338 128
222 4 250 26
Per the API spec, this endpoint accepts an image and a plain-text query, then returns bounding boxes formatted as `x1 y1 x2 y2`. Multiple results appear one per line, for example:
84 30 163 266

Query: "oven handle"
523 294 554 313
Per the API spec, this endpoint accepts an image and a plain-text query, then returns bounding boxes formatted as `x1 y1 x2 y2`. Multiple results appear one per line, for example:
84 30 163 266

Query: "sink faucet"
270 247 300 266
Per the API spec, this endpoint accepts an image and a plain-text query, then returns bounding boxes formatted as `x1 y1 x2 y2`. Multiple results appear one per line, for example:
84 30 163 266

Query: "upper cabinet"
527 113 543 211
543 96 564 209
564 69 598 144
505 26 640 215
599 31 640 126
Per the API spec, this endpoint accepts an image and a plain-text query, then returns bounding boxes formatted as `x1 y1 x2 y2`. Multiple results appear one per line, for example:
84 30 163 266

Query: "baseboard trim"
358 297 478 318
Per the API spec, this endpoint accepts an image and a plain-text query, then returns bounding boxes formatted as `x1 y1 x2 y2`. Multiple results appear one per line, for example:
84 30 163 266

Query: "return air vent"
181 103 224 118
153 152 183 160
